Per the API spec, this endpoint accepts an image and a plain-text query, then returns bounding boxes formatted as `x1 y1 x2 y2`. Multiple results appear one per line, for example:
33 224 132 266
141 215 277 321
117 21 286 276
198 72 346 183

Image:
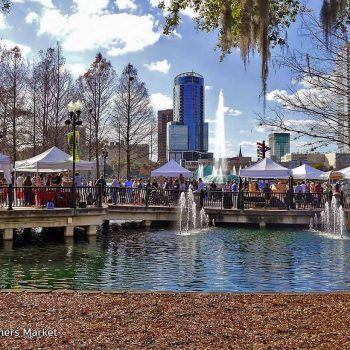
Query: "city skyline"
0 0 332 159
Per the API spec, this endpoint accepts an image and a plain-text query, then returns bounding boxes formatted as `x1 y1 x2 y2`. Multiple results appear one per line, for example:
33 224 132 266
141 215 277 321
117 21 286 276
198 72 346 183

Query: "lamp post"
102 148 109 178
66 100 83 209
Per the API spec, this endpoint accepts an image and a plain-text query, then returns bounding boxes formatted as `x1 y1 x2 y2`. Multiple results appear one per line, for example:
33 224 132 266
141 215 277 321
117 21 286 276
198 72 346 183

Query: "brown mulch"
0 292 349 349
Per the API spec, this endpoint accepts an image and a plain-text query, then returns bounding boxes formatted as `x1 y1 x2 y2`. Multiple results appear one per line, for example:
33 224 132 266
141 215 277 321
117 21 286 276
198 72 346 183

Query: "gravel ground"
0 291 349 349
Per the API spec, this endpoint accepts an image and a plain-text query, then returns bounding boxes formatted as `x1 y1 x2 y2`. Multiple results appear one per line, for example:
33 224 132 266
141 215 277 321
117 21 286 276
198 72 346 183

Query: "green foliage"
160 0 348 96
1 0 11 12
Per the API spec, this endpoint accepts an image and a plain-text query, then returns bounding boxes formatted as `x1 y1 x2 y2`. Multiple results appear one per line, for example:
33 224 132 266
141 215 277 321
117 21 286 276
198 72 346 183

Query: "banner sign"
67 131 80 161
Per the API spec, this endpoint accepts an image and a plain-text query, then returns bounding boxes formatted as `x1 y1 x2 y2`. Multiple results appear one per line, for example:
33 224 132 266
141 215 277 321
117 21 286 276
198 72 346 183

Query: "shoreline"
0 291 349 349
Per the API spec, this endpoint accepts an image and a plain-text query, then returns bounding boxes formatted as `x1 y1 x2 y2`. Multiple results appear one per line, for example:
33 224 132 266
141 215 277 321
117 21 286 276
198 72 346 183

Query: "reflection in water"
0 227 350 291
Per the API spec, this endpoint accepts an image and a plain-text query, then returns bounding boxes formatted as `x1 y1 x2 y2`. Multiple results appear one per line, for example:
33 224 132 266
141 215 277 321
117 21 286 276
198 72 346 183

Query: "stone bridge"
0 204 335 241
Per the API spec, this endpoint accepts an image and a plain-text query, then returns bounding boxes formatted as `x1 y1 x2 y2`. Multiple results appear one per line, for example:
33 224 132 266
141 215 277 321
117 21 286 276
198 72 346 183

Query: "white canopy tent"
0 153 11 184
240 158 291 179
291 164 326 180
338 166 350 179
151 160 193 177
15 146 95 172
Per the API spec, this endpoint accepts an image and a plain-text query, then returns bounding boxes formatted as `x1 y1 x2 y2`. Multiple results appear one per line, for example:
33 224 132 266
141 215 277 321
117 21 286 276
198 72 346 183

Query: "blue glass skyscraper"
173 72 208 152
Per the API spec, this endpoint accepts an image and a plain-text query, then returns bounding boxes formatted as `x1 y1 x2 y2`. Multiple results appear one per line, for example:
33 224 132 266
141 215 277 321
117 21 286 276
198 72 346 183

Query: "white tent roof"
339 166 350 179
0 153 11 184
240 158 291 179
151 160 193 177
291 164 326 180
15 146 95 172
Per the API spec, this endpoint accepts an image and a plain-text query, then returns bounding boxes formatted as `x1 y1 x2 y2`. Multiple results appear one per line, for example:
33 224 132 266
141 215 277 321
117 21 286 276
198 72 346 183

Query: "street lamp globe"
75 100 84 112
67 101 75 113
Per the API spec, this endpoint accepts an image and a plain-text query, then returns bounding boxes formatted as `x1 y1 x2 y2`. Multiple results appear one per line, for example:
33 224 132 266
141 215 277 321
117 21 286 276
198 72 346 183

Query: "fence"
0 185 346 211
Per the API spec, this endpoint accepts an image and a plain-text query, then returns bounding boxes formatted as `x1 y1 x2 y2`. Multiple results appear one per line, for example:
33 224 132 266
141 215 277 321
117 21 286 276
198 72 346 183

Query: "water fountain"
310 196 345 237
202 90 240 185
179 190 210 234
198 164 204 180
214 89 227 173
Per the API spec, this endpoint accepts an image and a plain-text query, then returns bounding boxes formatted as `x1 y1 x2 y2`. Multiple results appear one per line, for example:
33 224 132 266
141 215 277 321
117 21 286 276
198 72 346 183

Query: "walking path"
0 291 349 349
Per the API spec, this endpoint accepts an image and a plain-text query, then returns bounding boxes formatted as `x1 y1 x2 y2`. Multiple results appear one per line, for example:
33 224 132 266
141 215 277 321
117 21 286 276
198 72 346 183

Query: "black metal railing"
0 185 347 211
1 185 102 209
105 188 180 207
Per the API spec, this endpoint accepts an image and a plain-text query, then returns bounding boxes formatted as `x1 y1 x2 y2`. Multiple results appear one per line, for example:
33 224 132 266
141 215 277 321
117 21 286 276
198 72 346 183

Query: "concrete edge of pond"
2 289 350 295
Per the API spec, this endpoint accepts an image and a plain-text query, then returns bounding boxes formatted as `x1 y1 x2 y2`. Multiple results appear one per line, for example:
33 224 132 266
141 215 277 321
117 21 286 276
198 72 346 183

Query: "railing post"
145 188 149 207
98 184 103 208
237 190 244 210
221 190 223 210
7 184 13 210
286 190 291 210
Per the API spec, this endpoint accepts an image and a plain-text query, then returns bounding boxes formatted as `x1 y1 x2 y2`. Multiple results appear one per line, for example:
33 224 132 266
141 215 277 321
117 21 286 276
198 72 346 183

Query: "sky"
0 0 327 159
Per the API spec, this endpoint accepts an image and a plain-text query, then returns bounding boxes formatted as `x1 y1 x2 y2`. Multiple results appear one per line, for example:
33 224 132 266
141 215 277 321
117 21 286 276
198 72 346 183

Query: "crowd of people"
1 170 349 208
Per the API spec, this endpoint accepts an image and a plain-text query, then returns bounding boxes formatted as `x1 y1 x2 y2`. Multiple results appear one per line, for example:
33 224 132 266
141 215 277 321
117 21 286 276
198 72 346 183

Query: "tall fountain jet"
214 90 227 174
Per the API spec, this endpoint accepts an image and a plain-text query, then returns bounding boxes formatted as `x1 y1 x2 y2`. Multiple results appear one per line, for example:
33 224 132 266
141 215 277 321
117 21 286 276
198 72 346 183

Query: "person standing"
111 175 119 205
16 173 24 187
16 173 25 205
231 180 238 208
300 181 307 193
74 172 82 187
197 178 205 192
23 176 32 206
96 176 107 204
124 177 133 203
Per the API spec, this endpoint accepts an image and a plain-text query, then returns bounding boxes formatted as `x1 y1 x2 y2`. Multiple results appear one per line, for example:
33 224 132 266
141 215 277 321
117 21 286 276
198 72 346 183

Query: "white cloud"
34 3 161 56
115 0 137 10
72 0 109 15
239 130 247 134
205 85 213 91
14 0 55 7
1 39 31 57
266 89 288 101
223 106 242 116
267 75 331 109
25 11 40 24
150 92 172 111
171 30 182 39
180 7 197 18
239 141 256 147
66 63 87 77
0 13 8 29
255 125 272 133
144 59 171 74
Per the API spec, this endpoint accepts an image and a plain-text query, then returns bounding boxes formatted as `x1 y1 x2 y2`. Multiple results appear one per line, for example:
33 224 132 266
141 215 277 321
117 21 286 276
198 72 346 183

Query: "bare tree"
112 63 155 178
77 53 116 177
0 45 28 161
52 42 74 147
26 43 74 153
259 12 350 152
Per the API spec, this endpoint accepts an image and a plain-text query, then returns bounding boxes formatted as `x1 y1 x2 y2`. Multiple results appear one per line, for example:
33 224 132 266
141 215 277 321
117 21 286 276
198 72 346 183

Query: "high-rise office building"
157 109 173 165
269 133 290 161
173 72 208 152
168 72 211 162
336 44 350 153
